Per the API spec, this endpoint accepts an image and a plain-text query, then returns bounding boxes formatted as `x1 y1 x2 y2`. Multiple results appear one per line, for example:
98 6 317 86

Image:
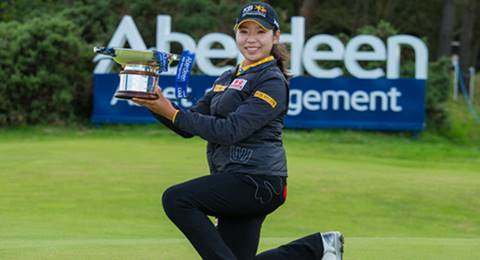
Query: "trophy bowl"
116 64 159 100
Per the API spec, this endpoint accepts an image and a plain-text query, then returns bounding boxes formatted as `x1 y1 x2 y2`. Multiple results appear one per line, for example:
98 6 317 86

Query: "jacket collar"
236 56 275 76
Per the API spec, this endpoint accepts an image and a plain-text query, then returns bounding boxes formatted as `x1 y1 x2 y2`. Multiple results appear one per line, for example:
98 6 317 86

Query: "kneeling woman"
134 2 343 259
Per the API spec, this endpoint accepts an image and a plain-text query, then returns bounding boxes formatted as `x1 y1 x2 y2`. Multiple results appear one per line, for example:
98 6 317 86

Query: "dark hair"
271 31 291 79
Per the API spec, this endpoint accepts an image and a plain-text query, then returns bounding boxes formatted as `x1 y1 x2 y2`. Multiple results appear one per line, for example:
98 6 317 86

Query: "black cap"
234 2 280 31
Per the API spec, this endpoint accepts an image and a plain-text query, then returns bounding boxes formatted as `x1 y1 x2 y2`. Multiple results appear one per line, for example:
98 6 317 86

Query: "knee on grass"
162 184 191 217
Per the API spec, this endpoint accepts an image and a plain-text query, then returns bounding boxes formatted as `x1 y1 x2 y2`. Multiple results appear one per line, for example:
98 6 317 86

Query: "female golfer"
133 2 343 259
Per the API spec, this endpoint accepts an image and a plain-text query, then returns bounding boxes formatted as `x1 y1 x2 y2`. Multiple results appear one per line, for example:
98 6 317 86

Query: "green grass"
1 126 479 259
446 96 480 144
443 72 480 144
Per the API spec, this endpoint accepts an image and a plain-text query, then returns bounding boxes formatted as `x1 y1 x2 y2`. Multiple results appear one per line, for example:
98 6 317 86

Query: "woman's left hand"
132 86 177 121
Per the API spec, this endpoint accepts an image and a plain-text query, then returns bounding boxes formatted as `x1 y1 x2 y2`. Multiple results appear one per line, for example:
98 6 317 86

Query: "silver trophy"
94 47 183 100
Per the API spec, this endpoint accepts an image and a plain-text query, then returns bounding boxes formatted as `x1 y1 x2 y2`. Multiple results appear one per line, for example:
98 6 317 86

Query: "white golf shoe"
321 231 344 260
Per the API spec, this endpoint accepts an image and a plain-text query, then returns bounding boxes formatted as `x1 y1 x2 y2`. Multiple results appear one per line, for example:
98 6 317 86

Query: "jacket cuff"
171 109 179 124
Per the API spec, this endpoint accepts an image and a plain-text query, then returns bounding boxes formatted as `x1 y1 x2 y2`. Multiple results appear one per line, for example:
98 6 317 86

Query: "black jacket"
155 59 289 176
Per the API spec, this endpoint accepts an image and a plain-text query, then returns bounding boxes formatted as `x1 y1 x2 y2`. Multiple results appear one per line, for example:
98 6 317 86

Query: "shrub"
354 21 451 130
0 15 91 125
426 57 451 129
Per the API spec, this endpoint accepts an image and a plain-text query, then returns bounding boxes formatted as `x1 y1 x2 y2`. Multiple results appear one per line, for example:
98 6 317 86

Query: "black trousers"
162 173 325 260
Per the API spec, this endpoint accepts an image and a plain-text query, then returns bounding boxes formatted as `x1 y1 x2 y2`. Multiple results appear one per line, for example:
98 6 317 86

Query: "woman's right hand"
132 86 178 121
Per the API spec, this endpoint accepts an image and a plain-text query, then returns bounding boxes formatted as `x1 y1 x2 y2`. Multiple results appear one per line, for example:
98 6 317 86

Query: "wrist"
164 108 178 122
171 109 180 123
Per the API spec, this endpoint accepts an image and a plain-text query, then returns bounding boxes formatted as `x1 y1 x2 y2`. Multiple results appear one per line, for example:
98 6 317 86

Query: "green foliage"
356 20 399 38
0 15 90 125
443 98 480 144
306 0 445 60
58 0 244 46
58 1 122 46
425 57 451 129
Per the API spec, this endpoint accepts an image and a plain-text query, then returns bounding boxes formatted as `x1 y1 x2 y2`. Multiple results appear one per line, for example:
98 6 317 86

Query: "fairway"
1 127 479 259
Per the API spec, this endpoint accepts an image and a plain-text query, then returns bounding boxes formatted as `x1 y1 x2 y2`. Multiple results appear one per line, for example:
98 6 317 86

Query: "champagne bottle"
93 47 180 66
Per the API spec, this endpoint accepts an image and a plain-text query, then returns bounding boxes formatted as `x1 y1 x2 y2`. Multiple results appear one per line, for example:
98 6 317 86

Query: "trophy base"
114 90 158 100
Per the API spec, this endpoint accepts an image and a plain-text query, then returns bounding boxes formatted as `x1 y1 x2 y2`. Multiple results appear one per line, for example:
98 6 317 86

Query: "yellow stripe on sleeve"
171 109 179 123
254 90 277 108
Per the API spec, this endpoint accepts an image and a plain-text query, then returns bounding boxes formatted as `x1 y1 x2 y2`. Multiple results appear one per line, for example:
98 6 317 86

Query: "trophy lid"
93 46 179 66
93 47 155 65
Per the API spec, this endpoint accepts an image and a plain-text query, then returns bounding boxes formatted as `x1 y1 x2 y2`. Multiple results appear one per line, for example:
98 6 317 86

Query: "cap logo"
242 5 254 13
254 4 267 13
241 4 267 18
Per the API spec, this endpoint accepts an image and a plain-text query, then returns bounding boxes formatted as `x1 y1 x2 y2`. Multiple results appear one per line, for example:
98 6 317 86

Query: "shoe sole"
322 231 345 260
335 232 344 260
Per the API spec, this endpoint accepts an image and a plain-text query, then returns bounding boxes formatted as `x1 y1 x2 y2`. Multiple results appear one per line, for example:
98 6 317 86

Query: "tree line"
1 0 478 69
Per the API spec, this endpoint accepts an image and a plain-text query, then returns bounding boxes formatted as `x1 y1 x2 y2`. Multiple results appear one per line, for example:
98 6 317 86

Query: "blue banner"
92 74 425 131
174 50 196 99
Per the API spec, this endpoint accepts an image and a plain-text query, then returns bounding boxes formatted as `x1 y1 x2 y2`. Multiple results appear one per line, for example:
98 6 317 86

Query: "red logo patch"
229 79 248 91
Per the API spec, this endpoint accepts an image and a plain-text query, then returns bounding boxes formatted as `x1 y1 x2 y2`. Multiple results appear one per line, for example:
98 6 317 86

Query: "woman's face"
235 21 280 65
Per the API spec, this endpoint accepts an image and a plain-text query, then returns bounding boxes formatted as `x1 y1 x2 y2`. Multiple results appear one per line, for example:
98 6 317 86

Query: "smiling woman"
132 2 343 260
235 22 279 66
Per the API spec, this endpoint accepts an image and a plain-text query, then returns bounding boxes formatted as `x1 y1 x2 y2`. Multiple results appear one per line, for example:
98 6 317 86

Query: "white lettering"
322 90 350 111
345 35 386 78
196 33 237 75
95 15 428 80
289 89 303 116
279 17 305 76
387 87 402 112
285 88 403 116
369 91 388 111
387 35 428 79
303 90 321 110
303 35 344 78
111 85 404 114
350 91 369 111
